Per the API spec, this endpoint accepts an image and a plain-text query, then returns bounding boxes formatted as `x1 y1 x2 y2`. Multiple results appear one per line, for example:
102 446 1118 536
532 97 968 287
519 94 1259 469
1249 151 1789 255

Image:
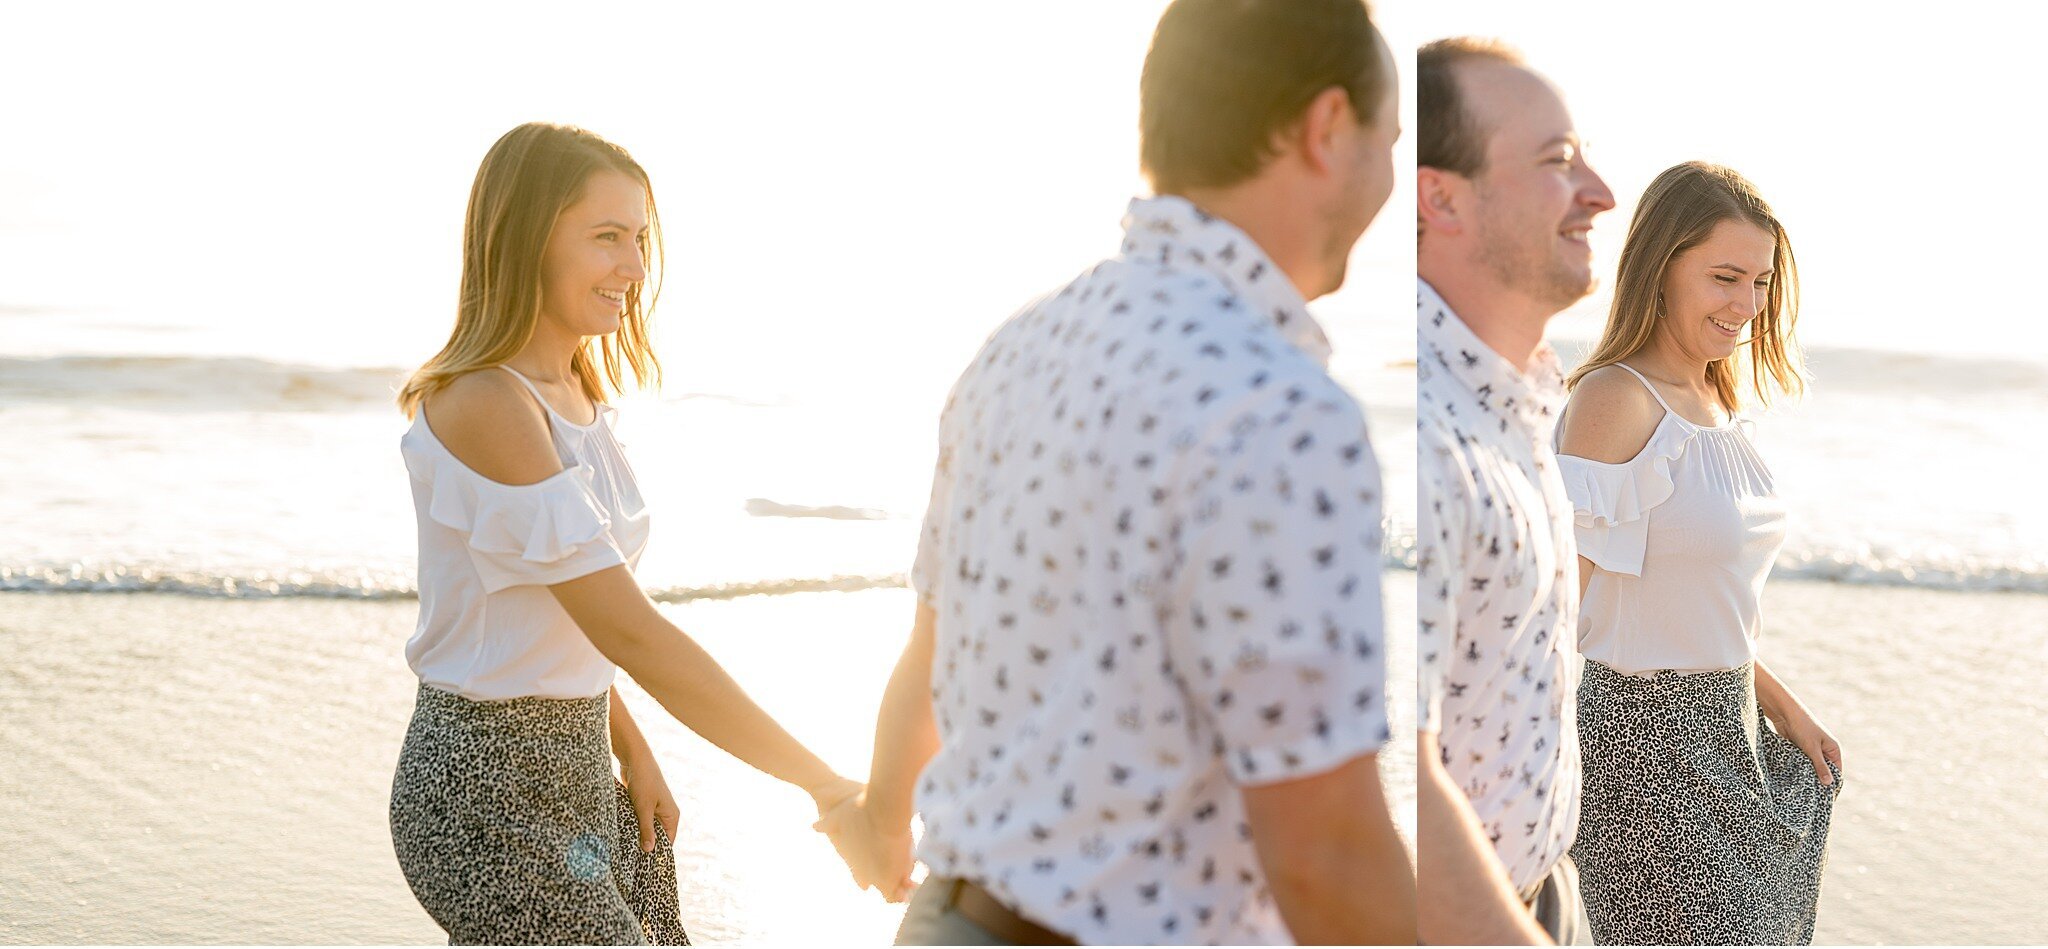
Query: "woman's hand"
1772 705 1843 788
807 775 864 821
1757 664 1843 788
1761 692 1843 795
814 789 917 902
620 753 682 852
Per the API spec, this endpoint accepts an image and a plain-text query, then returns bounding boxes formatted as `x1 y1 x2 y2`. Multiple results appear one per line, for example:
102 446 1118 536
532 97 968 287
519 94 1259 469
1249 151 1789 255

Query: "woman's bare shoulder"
420 369 561 486
1560 364 1666 465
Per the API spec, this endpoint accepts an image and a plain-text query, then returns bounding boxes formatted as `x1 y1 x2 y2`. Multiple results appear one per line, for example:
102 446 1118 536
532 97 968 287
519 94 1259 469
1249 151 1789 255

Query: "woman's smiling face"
1658 218 1776 361
539 169 649 339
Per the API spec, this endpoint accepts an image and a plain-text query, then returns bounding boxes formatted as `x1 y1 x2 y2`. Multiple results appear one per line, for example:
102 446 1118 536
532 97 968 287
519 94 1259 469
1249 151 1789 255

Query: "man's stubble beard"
1471 182 1596 313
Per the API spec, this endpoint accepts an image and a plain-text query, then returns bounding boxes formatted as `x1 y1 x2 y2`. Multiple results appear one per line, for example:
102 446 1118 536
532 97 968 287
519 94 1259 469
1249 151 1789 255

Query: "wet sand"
0 578 1415 944
6 578 2029 944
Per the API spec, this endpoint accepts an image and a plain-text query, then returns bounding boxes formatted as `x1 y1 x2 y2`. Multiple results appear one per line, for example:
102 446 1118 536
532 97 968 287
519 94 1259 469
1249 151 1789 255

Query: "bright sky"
1403 0 2048 360
0 1 1413 411
10 0 2022 412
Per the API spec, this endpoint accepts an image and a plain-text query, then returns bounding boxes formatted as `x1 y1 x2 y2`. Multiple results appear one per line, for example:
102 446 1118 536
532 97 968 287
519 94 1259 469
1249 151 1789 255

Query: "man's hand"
814 789 917 901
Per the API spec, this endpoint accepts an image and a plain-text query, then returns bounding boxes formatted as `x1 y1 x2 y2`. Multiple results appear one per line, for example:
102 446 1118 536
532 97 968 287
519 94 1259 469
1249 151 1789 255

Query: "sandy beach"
1768 583 2048 945
4 577 2032 944
0 578 1414 945
1551 580 2048 945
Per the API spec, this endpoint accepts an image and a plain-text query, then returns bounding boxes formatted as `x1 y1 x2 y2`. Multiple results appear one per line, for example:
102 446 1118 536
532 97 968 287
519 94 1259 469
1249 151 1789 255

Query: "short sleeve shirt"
1413 279 1580 892
908 196 1390 945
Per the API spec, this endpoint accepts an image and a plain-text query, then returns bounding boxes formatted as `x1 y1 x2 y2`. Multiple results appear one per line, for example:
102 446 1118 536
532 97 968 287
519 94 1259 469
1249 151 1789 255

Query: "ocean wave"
0 563 910 601
0 354 791 413
744 498 895 521
1770 547 2048 594
1368 539 2048 596
0 355 408 411
1549 338 2048 395
6 545 2042 601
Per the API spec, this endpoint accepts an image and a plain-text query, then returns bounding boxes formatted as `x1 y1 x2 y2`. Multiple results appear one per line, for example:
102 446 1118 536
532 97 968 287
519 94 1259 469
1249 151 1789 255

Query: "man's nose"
1576 160 1617 214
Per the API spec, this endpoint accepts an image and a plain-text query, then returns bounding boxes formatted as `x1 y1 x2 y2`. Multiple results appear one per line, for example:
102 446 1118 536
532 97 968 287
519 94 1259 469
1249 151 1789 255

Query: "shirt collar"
1417 277 1566 437
1120 195 1333 366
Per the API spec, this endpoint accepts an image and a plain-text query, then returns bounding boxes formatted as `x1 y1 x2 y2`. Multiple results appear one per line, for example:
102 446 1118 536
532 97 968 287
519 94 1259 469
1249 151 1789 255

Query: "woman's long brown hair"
398 123 663 418
1567 161 1805 412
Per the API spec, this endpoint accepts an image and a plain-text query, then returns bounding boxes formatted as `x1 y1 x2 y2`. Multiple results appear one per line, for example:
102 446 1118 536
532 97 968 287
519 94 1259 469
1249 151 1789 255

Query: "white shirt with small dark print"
908 196 1389 945
1414 278 1581 893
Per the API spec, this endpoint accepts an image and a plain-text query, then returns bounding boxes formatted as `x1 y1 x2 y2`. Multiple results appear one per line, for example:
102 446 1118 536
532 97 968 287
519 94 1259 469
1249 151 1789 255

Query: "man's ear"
1417 166 1467 237
1285 85 1355 178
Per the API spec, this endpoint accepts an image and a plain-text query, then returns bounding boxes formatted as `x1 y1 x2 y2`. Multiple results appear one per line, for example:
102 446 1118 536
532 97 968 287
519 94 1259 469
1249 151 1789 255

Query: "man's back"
908 196 1389 944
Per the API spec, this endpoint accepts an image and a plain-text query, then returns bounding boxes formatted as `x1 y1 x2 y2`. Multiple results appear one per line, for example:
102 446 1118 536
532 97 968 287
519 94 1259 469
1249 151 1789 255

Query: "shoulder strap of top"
495 364 566 445
1612 362 1677 415
496 364 549 402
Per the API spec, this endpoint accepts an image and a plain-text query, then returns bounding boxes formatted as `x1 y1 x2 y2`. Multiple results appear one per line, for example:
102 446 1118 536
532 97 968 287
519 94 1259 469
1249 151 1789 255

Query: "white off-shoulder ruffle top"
1557 363 1787 676
400 366 650 700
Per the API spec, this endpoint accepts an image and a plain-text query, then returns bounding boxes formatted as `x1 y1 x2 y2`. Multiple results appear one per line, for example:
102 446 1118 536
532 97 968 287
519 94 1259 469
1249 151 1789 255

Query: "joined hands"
813 784 917 903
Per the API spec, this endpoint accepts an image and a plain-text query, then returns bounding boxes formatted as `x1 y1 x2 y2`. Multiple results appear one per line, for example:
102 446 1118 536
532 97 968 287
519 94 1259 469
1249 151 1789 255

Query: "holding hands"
814 787 917 902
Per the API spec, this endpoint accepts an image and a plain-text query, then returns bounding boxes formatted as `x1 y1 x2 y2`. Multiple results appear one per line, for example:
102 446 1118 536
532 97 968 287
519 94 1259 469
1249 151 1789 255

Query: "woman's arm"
1558 370 1663 603
610 687 680 851
1755 659 1843 786
554 569 860 814
814 601 939 900
425 372 860 816
608 686 654 764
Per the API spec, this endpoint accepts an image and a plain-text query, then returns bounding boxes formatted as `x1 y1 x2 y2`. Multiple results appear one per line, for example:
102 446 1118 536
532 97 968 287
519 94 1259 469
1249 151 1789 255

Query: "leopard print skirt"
389 683 689 945
1571 660 1839 946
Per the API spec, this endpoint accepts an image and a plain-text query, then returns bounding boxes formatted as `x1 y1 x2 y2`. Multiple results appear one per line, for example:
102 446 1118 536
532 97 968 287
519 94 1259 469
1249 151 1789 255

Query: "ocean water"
1548 338 2048 593
1 305 2034 599
0 278 1423 945
0 296 1417 601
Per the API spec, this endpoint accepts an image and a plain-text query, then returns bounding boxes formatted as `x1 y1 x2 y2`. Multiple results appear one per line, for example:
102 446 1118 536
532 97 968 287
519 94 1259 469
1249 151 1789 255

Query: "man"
817 1 1412 944
1413 37 1616 945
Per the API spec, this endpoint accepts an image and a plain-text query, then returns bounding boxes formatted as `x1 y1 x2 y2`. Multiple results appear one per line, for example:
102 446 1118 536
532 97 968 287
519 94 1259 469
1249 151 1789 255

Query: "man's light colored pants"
893 880 1012 946
1529 856 1585 946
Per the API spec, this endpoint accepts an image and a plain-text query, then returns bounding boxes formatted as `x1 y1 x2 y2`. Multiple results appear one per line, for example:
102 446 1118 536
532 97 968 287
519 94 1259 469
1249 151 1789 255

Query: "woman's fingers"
814 812 876 889
813 778 864 818
812 796 856 835
634 797 658 852
1803 743 1833 787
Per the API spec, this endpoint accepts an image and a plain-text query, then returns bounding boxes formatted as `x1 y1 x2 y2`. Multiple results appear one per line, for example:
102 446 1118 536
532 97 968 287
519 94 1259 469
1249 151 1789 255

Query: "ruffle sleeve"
1557 417 1693 577
405 442 626 594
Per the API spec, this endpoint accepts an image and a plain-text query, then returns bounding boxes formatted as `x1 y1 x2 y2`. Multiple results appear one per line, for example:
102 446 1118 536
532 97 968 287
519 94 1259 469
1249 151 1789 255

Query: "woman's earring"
1655 293 1666 318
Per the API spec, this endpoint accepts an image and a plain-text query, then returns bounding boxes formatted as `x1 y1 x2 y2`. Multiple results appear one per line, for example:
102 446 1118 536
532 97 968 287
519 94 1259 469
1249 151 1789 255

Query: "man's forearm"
867 602 942 830
1265 831 1415 944
1244 754 1416 945
1417 733 1552 946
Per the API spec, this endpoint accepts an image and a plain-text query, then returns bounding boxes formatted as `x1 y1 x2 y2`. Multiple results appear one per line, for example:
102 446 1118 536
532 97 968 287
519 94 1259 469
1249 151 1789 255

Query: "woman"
1557 161 1842 945
389 123 864 944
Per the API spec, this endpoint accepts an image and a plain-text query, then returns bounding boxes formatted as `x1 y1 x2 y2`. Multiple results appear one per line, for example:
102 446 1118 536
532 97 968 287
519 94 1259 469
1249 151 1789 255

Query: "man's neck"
1171 183 1326 302
1419 265 1555 374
